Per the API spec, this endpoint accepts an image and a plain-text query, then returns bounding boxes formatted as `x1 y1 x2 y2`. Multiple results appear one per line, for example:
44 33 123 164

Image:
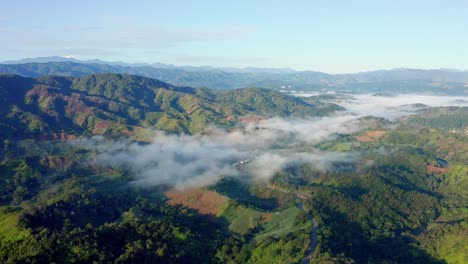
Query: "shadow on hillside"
210 177 279 211
307 182 369 202
375 166 444 200
317 207 446 263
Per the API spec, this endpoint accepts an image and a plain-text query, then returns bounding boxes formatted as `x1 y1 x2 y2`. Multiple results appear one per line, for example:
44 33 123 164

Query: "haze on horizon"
1 0 468 73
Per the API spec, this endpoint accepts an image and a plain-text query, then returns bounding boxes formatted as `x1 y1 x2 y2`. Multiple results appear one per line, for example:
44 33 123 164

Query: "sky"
1 0 468 73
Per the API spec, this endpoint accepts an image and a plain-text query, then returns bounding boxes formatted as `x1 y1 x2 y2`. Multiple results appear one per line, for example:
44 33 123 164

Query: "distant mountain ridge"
0 61 296 89
3 56 467 75
2 56 296 74
0 57 467 94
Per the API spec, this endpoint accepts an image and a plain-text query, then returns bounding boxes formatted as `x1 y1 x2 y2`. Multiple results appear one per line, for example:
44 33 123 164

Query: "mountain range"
0 64 466 263
0 73 340 138
1 57 467 94
1 56 296 74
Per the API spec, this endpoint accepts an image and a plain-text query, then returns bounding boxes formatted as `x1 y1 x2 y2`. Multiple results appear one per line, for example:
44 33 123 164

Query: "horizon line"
2 56 468 75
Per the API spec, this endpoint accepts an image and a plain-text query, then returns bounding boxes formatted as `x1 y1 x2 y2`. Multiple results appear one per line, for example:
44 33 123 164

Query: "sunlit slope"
0 73 340 137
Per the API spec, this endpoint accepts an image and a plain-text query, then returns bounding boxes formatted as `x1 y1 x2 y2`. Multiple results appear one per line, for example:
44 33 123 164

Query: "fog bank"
75 93 467 189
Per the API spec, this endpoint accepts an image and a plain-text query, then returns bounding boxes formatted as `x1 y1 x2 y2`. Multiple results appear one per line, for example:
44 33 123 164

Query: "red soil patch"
87 158 115 174
65 94 93 114
165 188 229 216
38 133 78 141
119 126 142 137
46 156 72 171
238 115 265 123
94 121 111 129
27 87 97 117
260 213 272 223
427 165 448 174
367 130 386 138
356 130 387 142
356 135 373 143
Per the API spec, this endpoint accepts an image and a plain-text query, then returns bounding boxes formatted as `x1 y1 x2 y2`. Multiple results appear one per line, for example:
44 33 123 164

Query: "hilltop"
0 73 341 138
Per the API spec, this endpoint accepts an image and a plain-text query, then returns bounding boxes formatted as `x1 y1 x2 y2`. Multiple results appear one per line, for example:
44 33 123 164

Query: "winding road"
299 205 318 264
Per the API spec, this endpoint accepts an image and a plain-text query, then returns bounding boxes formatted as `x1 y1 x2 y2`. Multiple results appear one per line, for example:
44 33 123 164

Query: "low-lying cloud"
319 93 468 119
74 93 467 189
74 115 360 189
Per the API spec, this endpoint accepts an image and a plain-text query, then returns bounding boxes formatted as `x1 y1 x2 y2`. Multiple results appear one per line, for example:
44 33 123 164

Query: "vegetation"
295 123 466 263
0 73 339 137
405 107 468 131
0 72 466 263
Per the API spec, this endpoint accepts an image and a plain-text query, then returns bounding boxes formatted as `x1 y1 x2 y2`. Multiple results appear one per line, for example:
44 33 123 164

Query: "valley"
2 1 468 262
0 71 466 263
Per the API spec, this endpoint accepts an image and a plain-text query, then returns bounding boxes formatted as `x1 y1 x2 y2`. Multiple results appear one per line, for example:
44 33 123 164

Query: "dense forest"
0 73 466 263
0 73 340 138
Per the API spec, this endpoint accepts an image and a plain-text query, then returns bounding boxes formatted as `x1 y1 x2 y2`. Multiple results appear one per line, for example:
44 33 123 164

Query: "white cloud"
297 93 468 120
74 115 360 189
72 93 467 189
0 25 255 55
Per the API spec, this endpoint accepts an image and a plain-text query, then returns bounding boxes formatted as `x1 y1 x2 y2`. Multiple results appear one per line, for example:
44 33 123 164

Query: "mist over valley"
1 1 467 263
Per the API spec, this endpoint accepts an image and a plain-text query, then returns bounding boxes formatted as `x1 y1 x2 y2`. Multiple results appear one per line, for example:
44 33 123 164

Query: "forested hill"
404 107 468 131
0 73 341 138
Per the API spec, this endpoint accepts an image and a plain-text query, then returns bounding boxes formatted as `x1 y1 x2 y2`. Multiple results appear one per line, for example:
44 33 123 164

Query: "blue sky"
1 0 468 73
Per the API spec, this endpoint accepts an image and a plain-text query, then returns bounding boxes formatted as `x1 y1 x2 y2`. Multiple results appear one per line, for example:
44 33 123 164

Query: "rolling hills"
0 70 466 263
0 73 341 138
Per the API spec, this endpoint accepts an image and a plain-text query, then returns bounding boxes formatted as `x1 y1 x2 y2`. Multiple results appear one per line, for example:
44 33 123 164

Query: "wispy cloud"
0 24 255 57
72 93 467 189
74 115 360 189
331 94 468 119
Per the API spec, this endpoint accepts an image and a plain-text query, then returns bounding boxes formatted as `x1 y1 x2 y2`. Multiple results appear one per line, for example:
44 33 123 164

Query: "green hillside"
0 73 340 138
405 107 468 131
0 73 466 264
